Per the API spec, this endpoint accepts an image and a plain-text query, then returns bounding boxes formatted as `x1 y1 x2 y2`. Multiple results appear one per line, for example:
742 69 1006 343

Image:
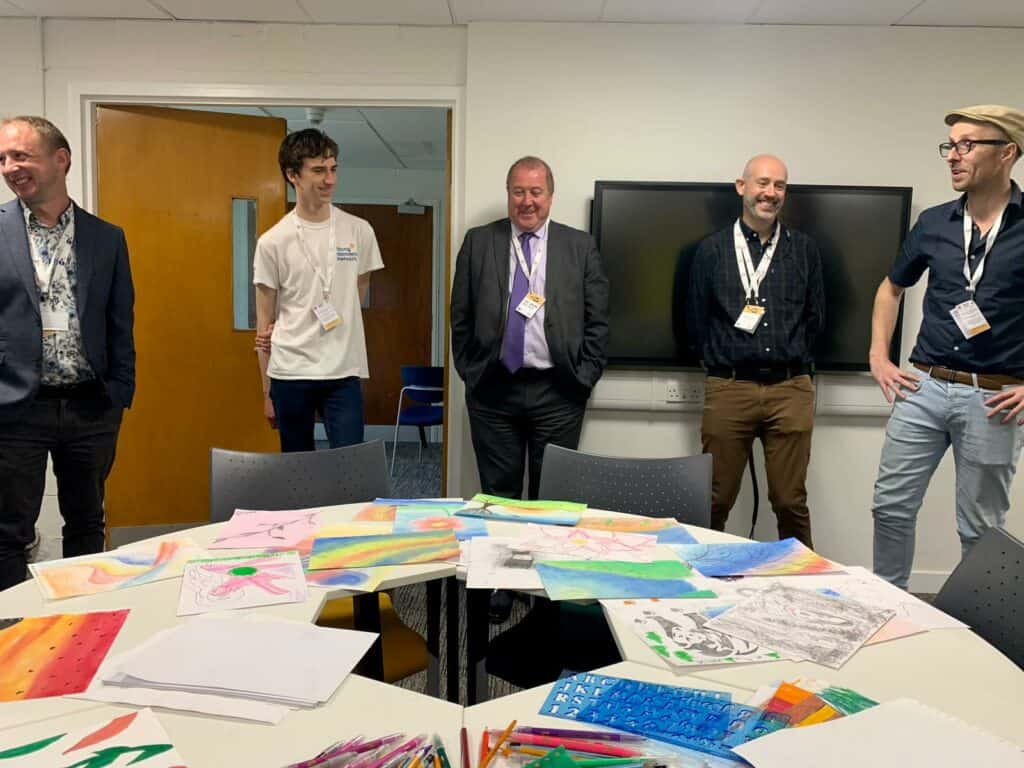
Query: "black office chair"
537 445 712 526
932 526 1023 668
108 523 196 549
390 365 444 476
486 446 714 688
208 441 429 683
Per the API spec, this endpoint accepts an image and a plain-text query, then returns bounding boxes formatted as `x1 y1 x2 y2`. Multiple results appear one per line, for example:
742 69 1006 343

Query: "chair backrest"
209 440 392 523
538 444 712 527
932 526 1023 668
400 365 445 405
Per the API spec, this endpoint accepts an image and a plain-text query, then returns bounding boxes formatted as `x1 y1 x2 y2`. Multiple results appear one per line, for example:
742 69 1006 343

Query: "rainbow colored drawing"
671 538 841 577
393 510 488 541
456 494 585 526
0 708 186 766
576 517 698 545
28 539 203 600
535 560 718 601
308 531 460 569
0 609 128 702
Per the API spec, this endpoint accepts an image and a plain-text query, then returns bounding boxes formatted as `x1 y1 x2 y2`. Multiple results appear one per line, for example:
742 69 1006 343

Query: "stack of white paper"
101 614 377 709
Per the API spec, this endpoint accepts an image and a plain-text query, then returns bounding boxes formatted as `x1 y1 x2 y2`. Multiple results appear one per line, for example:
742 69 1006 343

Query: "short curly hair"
278 129 338 187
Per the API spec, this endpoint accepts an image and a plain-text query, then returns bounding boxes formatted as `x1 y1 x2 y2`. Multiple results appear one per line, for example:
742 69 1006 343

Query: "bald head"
736 154 788 235
741 154 788 182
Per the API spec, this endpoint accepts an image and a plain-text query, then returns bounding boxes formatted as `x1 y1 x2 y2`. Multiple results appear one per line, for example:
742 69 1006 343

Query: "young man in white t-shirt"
253 129 384 452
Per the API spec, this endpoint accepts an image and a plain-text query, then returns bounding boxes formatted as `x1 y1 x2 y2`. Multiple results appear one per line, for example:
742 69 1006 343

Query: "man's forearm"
870 279 903 361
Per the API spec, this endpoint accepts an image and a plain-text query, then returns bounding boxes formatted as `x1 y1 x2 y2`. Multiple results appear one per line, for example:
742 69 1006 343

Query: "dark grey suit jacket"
450 218 609 398
0 199 135 423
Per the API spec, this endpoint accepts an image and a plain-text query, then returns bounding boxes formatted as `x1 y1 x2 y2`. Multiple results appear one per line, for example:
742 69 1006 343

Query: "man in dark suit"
0 116 135 589
451 156 609 502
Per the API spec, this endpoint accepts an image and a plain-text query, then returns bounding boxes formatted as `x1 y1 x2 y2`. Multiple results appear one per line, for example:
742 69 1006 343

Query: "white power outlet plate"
665 380 703 404
665 382 683 402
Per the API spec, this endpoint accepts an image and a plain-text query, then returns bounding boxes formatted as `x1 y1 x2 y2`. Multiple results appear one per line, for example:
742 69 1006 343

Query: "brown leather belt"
912 362 1022 391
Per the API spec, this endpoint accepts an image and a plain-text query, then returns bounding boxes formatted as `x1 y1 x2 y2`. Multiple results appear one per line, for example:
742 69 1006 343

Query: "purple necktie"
502 232 534 373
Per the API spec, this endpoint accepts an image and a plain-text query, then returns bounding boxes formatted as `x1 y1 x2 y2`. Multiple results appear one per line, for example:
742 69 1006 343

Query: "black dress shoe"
489 589 514 624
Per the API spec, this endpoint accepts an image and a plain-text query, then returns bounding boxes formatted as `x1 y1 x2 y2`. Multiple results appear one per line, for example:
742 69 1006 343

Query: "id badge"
515 291 545 319
950 299 990 339
734 304 765 334
41 307 69 333
313 301 341 332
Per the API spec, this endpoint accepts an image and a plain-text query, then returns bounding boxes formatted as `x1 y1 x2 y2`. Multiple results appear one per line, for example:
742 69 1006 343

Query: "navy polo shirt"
890 182 1024 377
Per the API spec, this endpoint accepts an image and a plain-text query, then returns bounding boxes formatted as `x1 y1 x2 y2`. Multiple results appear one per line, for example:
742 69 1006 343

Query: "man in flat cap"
869 105 1024 589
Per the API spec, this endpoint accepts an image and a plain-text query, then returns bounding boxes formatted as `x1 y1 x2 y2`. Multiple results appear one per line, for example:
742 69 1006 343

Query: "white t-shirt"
253 207 384 380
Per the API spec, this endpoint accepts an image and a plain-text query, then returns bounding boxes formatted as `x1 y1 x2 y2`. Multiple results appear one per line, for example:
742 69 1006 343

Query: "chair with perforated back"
209 441 428 683
486 446 714 687
538 445 712 526
390 365 444 476
108 523 197 549
932 526 1023 668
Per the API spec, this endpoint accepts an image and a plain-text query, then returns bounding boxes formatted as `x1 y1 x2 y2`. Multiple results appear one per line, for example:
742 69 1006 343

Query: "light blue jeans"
872 371 1024 589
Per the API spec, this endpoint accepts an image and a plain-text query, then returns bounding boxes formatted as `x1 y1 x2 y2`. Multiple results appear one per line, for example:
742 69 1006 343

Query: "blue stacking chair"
390 365 444 476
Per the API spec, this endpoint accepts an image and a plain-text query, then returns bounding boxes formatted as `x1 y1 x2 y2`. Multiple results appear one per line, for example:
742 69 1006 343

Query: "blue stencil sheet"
538 672 772 760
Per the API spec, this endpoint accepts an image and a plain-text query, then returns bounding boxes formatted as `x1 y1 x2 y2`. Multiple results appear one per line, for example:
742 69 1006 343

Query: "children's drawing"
392 510 489 541
703 583 894 669
0 609 128 702
177 551 307 615
671 538 841 577
604 598 786 666
535 559 718 600
308 531 460 569
28 539 202 600
576 517 698 544
0 708 187 767
210 508 322 549
465 537 543 590
519 523 659 561
456 494 585 526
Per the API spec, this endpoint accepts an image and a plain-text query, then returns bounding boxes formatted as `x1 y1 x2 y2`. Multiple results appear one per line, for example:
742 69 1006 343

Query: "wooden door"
95 105 286 527
341 203 434 425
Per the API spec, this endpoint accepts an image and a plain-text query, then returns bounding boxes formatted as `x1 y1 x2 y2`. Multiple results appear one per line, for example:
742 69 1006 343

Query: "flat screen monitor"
590 182 912 372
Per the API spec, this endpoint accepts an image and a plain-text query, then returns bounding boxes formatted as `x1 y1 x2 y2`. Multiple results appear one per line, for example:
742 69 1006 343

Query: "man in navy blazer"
0 116 135 589
451 156 609 502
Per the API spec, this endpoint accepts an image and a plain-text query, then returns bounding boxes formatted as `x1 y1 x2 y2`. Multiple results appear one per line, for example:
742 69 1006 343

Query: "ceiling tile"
601 0 760 24
896 0 1024 26
0 0 28 14
300 0 452 25
3 0 171 17
749 0 921 25
450 0 603 24
156 0 310 23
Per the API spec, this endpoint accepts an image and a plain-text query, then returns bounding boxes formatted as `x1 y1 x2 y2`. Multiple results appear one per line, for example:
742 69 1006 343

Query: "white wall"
0 18 44 205
457 22 1024 589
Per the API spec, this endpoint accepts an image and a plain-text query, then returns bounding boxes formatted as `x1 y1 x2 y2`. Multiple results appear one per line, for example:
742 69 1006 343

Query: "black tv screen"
590 182 912 372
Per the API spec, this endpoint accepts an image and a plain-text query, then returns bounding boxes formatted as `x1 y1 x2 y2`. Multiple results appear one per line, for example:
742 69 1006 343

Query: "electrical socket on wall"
665 380 703 404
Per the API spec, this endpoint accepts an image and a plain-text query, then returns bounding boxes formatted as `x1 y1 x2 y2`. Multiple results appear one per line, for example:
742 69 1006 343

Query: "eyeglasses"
939 139 1010 159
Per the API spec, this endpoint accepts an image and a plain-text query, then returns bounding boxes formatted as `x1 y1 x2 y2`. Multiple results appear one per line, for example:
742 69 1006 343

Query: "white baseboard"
908 569 951 594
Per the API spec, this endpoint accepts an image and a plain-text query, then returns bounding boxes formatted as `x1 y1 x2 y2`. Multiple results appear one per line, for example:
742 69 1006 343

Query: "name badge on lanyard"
511 233 546 319
951 205 1004 339
732 220 780 335
295 209 341 333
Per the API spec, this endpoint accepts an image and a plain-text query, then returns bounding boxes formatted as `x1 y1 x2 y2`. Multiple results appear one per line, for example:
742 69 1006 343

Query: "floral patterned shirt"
22 202 94 385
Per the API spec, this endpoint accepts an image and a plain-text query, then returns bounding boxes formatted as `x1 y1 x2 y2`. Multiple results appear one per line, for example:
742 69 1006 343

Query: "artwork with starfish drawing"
177 551 307 615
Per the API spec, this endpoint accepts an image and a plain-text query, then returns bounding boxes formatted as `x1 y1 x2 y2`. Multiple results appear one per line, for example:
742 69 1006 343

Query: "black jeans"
269 376 365 453
0 394 122 589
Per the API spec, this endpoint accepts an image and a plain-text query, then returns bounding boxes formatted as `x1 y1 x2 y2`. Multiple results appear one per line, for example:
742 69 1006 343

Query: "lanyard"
961 203 1006 295
28 216 76 296
511 231 546 287
294 208 337 301
733 219 780 303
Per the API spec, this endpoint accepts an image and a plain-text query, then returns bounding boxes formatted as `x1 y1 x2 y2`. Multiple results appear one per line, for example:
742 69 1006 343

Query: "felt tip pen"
433 735 453 768
460 728 471 768
513 728 645 744
506 735 642 758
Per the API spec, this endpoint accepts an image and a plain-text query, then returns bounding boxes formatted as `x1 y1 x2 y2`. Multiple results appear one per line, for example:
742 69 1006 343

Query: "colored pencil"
507 734 641 758
481 720 518 768
514 728 645 743
460 728 470 768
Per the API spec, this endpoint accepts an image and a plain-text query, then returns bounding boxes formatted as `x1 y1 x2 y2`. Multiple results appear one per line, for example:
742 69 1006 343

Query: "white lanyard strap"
961 204 1006 295
29 216 76 296
294 208 336 300
511 231 545 286
733 219 780 302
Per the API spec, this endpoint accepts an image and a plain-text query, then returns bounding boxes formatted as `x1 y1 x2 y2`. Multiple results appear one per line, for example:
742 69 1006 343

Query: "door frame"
63 80 465 495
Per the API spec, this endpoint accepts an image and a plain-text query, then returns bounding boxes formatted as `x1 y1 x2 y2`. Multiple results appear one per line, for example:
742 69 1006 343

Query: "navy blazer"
450 218 609 398
0 199 135 423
